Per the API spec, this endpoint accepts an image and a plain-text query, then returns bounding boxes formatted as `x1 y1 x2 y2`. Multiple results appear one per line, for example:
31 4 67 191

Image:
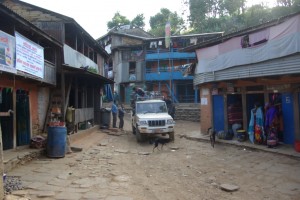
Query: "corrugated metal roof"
194 53 300 86
183 11 300 52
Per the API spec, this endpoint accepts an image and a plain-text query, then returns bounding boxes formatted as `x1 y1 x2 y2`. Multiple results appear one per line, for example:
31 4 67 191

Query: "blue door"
281 93 294 144
125 86 134 104
213 95 225 132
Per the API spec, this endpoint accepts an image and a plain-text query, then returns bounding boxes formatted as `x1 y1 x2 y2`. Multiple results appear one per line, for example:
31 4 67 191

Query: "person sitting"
133 87 145 96
132 87 146 100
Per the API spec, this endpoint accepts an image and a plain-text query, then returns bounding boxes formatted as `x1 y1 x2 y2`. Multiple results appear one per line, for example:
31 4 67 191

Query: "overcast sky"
21 0 277 39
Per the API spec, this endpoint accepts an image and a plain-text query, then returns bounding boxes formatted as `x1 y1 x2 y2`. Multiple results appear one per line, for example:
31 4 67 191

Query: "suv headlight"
138 120 148 125
166 119 174 124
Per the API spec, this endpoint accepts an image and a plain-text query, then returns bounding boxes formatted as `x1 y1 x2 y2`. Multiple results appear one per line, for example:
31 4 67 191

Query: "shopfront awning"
62 64 114 85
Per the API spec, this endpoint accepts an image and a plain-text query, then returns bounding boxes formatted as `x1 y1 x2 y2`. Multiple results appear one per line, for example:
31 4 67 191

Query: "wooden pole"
0 120 4 199
0 110 13 199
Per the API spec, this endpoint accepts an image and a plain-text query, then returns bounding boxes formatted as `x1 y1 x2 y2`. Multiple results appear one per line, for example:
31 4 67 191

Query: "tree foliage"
148 8 185 37
107 12 145 30
187 0 300 35
106 1 300 36
131 14 145 29
107 12 130 29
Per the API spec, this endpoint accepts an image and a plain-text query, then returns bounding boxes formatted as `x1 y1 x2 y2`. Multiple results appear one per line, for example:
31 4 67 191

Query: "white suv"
131 99 175 142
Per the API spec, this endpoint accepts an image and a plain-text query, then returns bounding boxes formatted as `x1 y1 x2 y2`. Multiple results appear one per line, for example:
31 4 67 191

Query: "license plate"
153 129 162 133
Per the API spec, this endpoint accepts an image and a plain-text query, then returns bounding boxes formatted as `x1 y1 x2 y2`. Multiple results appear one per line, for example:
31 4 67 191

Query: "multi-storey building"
144 33 222 103
98 26 222 104
2 0 113 135
0 3 61 150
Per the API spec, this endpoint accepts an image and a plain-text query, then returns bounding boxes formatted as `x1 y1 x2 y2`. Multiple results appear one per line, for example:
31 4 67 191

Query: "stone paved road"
5 114 300 200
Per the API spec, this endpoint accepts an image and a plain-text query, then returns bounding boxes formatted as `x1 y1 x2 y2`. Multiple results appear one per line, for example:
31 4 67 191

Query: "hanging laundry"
190 38 197 45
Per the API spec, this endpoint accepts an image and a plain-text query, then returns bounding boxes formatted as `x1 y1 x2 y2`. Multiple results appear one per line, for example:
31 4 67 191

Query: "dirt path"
5 114 300 200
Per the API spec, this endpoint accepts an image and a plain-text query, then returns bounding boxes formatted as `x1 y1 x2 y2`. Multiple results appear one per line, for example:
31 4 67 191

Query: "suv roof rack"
130 91 164 107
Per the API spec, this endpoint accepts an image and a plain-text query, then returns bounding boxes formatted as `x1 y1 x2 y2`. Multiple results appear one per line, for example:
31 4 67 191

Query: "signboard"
0 31 16 74
15 32 44 78
201 97 208 105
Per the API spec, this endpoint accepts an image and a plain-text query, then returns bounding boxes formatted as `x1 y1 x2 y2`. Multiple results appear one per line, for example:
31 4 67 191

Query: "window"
129 62 136 74
241 35 250 48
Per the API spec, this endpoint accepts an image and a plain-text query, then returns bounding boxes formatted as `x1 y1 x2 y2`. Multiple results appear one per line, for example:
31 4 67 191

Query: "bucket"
237 130 246 142
295 140 300 153
47 126 67 158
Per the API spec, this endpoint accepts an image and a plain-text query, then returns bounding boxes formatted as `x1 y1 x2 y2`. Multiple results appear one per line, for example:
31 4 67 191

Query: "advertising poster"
15 32 44 78
0 30 16 74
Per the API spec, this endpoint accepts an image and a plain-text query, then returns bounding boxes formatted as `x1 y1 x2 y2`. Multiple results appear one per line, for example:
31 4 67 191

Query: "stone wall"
105 103 201 122
173 104 200 122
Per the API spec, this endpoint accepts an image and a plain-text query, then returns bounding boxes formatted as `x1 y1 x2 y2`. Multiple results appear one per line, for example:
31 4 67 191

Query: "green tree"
187 0 297 35
188 0 227 32
131 14 145 29
149 8 185 37
224 0 246 15
107 12 130 30
188 0 207 32
243 4 272 27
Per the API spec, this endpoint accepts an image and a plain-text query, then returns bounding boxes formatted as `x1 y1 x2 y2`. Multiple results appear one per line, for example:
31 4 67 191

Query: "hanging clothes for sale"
248 102 264 144
265 102 279 147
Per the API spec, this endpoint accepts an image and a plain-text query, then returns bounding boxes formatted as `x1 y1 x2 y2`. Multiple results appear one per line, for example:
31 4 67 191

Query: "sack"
267 127 278 147
217 130 226 139
30 136 46 149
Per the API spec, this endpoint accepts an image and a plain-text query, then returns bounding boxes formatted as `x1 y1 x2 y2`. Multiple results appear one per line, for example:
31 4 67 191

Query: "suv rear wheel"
132 125 136 135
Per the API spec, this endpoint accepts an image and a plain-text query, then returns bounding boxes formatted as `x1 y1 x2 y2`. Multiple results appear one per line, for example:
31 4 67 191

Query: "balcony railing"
63 44 98 71
146 64 192 74
146 48 180 54
146 48 196 60
74 107 94 124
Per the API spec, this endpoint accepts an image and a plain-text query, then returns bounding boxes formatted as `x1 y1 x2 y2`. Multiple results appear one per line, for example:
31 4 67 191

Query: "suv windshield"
136 102 168 114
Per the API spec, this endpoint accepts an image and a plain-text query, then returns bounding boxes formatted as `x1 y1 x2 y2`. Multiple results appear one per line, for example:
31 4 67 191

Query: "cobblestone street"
4 114 300 200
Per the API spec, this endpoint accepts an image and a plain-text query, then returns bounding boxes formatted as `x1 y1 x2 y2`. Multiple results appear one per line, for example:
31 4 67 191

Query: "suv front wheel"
136 127 146 142
169 132 175 142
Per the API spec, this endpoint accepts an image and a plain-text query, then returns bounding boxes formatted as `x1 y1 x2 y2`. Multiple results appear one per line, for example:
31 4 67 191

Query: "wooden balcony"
63 44 98 70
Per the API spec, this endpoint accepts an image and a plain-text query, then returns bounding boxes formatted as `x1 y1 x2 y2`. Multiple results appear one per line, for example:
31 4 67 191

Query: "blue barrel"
47 126 67 158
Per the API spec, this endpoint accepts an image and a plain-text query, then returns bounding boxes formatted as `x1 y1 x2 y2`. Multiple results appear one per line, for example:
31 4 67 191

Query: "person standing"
118 104 125 131
111 101 118 128
165 96 175 119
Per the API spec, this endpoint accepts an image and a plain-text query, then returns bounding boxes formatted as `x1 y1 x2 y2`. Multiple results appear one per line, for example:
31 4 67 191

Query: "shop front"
0 73 41 150
209 78 300 148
